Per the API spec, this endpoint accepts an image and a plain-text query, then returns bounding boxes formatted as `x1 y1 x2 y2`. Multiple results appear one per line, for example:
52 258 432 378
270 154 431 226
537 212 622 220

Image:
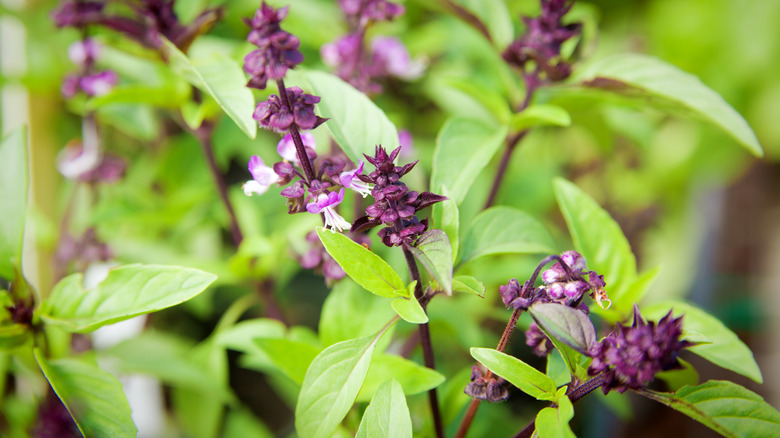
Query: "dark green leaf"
574 54 762 156
643 301 762 383
638 381 780 437
295 322 394 438
452 275 485 298
35 350 136 438
470 348 557 400
356 380 413 438
359 354 445 402
38 264 217 332
554 178 637 309
293 70 398 165
317 228 406 298
391 293 428 324
408 230 453 294
0 127 27 279
459 207 556 266
530 303 596 355
162 39 257 138
509 104 572 131
535 388 575 438
431 117 508 205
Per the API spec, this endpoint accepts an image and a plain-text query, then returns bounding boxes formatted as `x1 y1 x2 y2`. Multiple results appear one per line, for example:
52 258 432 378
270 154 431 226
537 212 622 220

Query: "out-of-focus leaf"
530 303 596 355
223 408 273 438
460 0 514 47
443 79 511 122
656 358 699 392
356 380 412 438
408 230 453 294
39 264 216 332
254 338 320 385
35 350 136 438
172 341 227 438
470 348 557 400
452 275 485 298
0 127 27 280
573 54 762 156
318 279 396 348
358 354 445 402
431 186 459 262
509 104 572 131
459 207 556 266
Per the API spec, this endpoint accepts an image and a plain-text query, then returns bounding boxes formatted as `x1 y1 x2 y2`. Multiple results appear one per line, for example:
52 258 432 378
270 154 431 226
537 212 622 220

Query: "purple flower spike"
339 0 404 25
243 155 280 196
80 71 118 96
340 161 372 198
68 39 100 66
243 1 303 89
307 188 351 232
277 132 317 164
253 88 327 133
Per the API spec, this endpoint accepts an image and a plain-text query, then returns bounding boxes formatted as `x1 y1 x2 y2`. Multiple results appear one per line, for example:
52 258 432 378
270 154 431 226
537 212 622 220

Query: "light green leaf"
318 279 396 348
530 303 596 355
38 264 217 332
87 82 190 109
554 178 637 309
546 350 571 387
461 0 514 47
0 323 30 350
359 354 445 402
431 117 509 205
535 389 575 438
621 265 661 307
442 79 512 123
470 348 557 399
162 39 257 138
317 228 406 298
254 338 321 385
294 70 398 165
452 275 485 298
408 230 453 294
295 322 394 438
215 318 287 355
574 54 762 156
431 186 459 262
509 104 572 131
356 380 413 438
391 293 428 324
35 350 136 438
459 207 556 266
639 381 780 437
0 127 27 280
643 301 762 383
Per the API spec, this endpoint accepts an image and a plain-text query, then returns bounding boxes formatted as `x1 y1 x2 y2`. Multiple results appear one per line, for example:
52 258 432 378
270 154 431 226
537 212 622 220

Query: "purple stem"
275 78 317 183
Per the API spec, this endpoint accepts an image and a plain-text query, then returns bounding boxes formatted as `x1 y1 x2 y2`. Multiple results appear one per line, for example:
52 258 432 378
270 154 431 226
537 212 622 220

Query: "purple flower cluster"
253 87 328 133
339 0 404 27
588 306 693 394
243 2 303 89
464 364 510 402
61 39 118 99
55 228 113 273
351 146 445 247
502 0 581 89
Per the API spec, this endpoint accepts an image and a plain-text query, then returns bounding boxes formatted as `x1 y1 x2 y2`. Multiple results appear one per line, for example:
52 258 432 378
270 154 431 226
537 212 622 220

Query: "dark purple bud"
281 180 306 198
413 191 446 211
464 364 510 402
563 280 589 301
561 250 587 273
273 161 295 183
499 278 522 308
51 1 104 28
351 215 382 233
525 322 553 357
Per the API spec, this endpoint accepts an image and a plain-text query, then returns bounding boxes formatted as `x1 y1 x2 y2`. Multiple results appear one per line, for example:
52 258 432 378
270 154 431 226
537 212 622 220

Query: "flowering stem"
275 78 316 183
402 247 444 438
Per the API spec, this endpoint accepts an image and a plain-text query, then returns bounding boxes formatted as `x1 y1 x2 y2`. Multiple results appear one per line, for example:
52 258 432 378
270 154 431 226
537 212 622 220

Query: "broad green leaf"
87 82 190 109
656 358 699 392
639 381 780 437
459 207 556 266
359 354 445 402
643 301 762 383
554 178 637 309
431 117 508 205
295 322 394 438
546 350 571 387
254 338 321 385
317 228 405 298
470 348 557 400
535 389 575 438
574 54 762 156
452 275 485 298
509 104 572 131
408 229 453 294
442 79 512 123
620 265 661 307
530 303 596 355
294 70 398 165
0 127 27 280
39 264 217 332
162 39 257 138
318 279 396 348
391 293 428 324
215 318 287 355
34 350 136 438
431 186 459 262
356 380 412 438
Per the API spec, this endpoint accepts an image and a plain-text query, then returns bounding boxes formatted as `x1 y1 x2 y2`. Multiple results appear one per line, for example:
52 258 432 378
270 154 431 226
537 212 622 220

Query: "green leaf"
359 354 445 402
223 408 273 438
293 70 398 165
621 265 661 307
431 117 508 205
162 39 257 138
546 350 571 387
317 228 405 298
535 389 575 438
408 230 453 294
548 338 582 378
34 350 136 438
356 380 413 438
656 358 699 392
530 303 596 355
452 275 485 298
638 381 780 438
254 338 320 385
215 318 287 354
172 340 228 438
0 127 27 280
295 323 394 438
461 0 514 47
509 104 572 131
318 279 397 348
0 323 30 350
38 264 217 332
86 82 190 109
431 186 459 262
459 206 556 266
470 348 557 400
574 54 762 156
442 79 512 123
553 178 637 309
643 301 762 383
391 293 428 324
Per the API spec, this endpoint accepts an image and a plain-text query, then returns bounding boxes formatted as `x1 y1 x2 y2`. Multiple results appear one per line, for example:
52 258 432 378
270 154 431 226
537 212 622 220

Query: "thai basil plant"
1 0 778 437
